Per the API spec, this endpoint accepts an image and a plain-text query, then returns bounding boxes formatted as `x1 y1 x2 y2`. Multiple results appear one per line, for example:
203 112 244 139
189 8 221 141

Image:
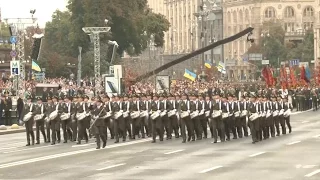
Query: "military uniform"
91 98 107 149
61 96 76 143
112 95 126 143
34 97 47 144
23 96 36 146
151 95 164 143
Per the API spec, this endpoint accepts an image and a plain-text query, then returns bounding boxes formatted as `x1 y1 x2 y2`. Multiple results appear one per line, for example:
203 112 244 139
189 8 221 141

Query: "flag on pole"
204 60 212 69
216 61 226 74
183 69 197 81
32 60 41 72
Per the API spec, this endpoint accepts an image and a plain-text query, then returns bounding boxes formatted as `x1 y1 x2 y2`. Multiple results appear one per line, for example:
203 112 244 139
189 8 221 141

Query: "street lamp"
108 40 119 65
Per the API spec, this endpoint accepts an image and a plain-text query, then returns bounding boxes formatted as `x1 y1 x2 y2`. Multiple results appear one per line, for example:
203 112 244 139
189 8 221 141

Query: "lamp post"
5 10 37 93
108 40 119 65
82 19 111 94
77 46 82 87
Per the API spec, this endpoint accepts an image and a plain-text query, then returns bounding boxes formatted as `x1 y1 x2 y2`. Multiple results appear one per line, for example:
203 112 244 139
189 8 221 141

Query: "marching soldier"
159 94 171 140
23 96 35 146
188 94 198 141
260 95 268 140
198 94 207 139
46 96 61 145
151 94 164 143
178 93 189 143
84 95 94 139
76 96 89 144
248 94 259 144
228 94 237 139
211 93 225 143
146 93 153 137
168 94 179 138
71 96 78 142
112 95 126 143
204 94 213 138
283 96 293 133
91 98 107 149
232 95 242 138
103 95 114 140
61 96 76 143
139 94 149 138
129 94 141 139
45 97 52 143
221 95 230 141
34 97 46 144
238 95 248 138
279 96 287 135
123 94 132 139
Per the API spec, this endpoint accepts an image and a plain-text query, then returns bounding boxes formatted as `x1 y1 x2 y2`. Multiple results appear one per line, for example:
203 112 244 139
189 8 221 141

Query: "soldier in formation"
21 86 307 147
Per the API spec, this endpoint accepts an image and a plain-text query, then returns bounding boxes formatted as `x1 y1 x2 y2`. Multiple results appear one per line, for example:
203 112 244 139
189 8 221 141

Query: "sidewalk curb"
0 127 36 135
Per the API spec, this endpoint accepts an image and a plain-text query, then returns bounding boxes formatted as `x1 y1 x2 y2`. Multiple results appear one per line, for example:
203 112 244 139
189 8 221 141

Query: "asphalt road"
0 110 319 180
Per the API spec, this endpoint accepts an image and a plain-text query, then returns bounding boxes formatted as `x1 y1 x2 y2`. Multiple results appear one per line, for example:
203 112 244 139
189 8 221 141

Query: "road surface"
0 110 319 180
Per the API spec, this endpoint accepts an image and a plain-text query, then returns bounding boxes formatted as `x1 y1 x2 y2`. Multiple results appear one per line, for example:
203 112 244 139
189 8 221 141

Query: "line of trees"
38 0 170 78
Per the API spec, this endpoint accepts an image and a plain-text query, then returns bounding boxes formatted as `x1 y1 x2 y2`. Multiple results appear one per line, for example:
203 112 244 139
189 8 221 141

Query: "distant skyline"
0 0 68 27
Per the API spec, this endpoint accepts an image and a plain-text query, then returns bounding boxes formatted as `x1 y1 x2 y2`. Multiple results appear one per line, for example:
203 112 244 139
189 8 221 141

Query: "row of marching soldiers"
22 91 294 148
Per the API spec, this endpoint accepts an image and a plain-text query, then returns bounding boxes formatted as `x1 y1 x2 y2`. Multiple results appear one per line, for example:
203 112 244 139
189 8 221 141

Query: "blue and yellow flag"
32 60 41 72
216 61 226 74
183 69 197 81
204 60 212 69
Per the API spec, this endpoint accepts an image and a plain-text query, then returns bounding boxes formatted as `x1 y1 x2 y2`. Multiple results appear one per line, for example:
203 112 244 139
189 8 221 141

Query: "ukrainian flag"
32 60 41 72
216 61 226 74
184 69 197 81
204 60 212 69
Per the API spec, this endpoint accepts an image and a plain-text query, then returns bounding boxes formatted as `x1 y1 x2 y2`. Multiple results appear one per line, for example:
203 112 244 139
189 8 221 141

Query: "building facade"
223 0 319 79
146 0 223 72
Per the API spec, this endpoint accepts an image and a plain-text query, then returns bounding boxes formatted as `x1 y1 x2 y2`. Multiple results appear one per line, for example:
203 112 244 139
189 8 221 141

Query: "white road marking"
286 141 301 145
312 134 320 138
304 165 317 169
3 144 62 154
0 138 151 169
249 152 266 157
71 143 95 148
302 121 309 123
199 166 223 173
305 169 320 177
96 163 126 171
164 149 184 155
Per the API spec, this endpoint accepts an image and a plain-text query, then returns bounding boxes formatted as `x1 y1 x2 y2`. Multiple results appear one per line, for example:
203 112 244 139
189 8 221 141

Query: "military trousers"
35 119 46 143
61 119 72 142
26 118 35 144
151 117 164 141
114 116 126 141
211 117 225 142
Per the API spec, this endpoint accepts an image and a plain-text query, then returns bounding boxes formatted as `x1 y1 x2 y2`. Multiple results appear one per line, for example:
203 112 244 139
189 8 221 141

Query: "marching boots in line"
21 90 295 147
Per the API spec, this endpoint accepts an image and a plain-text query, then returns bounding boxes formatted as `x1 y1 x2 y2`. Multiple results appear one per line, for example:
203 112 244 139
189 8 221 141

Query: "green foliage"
286 30 314 63
247 20 314 67
40 0 170 77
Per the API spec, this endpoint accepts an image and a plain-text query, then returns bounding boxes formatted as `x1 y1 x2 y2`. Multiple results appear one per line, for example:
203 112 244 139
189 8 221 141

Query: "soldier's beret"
36 97 42 101
52 96 58 99
47 96 52 100
83 95 89 99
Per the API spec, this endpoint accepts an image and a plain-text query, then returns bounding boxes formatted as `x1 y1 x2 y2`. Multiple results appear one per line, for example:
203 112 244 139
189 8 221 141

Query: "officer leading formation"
22 87 309 149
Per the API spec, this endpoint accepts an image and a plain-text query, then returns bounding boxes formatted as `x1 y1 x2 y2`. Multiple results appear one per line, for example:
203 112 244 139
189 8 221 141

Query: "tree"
286 30 314 63
65 0 170 55
248 20 287 67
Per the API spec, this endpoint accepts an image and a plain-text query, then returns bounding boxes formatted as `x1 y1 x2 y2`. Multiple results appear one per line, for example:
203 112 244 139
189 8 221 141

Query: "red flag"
300 66 306 85
289 67 296 88
267 67 274 87
262 67 269 86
